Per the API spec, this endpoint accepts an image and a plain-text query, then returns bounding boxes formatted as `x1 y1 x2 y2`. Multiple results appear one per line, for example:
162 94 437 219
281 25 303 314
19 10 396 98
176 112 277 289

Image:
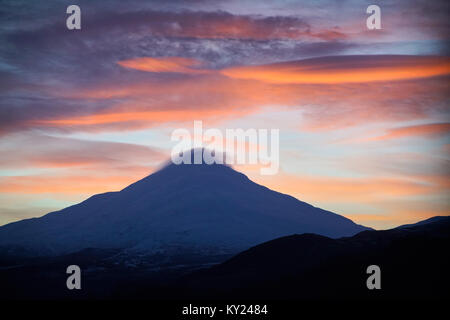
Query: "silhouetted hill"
179 216 450 299
0 216 447 300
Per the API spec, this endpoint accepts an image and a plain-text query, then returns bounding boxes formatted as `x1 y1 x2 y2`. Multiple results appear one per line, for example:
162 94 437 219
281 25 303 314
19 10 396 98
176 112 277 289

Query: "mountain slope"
396 215 448 229
0 150 369 257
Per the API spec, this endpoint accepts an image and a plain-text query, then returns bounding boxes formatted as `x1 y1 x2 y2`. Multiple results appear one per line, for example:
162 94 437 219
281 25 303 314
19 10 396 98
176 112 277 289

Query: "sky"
0 0 449 229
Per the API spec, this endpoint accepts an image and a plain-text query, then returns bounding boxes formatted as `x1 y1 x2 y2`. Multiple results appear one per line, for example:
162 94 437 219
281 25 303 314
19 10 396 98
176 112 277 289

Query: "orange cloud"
117 57 210 74
221 55 450 84
32 76 299 131
18 56 448 135
250 173 442 204
118 55 450 84
368 123 450 141
37 75 448 134
0 175 138 194
32 107 254 130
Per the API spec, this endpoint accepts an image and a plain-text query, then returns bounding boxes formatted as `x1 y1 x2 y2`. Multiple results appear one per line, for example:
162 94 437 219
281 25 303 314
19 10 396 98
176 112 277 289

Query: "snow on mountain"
0 150 370 257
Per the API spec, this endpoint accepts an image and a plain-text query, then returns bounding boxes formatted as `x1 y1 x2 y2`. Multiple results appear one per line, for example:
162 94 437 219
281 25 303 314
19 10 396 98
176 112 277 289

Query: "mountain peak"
163 147 231 168
121 148 245 195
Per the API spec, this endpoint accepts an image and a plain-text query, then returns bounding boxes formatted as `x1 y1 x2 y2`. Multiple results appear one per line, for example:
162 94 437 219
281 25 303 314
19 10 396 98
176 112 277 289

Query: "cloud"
0 133 167 200
254 173 441 203
0 133 165 169
0 55 445 135
75 10 343 41
0 175 138 194
367 122 450 141
118 55 450 83
221 55 450 84
117 57 210 74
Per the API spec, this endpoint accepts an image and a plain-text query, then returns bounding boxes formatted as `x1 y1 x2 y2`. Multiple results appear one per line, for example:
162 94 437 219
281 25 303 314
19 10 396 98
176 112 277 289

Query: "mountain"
180 216 450 299
396 215 448 229
0 149 369 259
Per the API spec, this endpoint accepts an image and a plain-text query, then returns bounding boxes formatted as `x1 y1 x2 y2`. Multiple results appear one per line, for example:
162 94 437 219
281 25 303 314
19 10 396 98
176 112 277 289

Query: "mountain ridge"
178 215 450 299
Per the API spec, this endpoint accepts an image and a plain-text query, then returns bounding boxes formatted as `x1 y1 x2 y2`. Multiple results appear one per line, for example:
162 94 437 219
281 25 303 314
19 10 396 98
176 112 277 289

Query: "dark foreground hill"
178 216 450 300
0 216 447 300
